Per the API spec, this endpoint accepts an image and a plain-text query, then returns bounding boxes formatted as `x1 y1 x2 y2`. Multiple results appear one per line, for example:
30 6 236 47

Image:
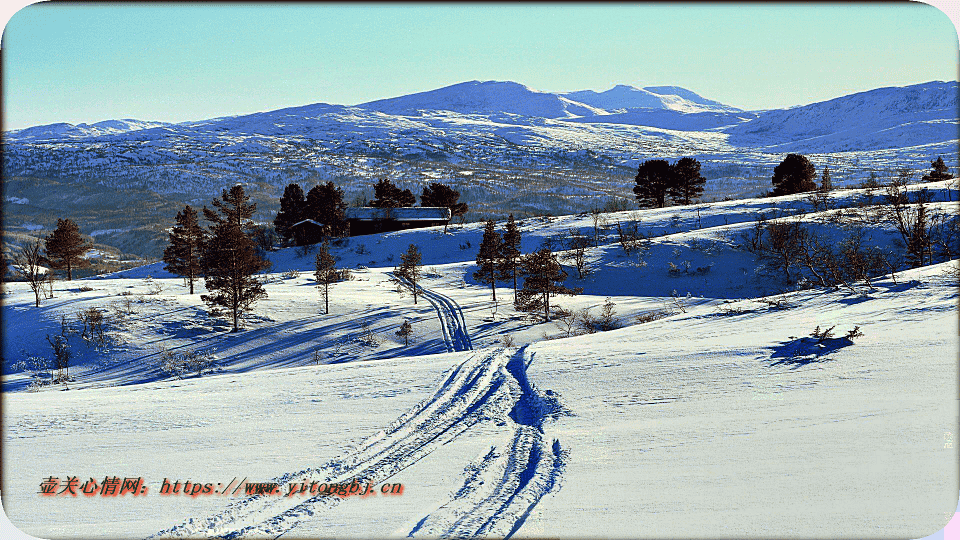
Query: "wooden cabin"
345 207 452 236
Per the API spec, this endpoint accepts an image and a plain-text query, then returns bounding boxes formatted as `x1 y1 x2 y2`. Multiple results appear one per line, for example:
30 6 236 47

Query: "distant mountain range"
3 79 957 258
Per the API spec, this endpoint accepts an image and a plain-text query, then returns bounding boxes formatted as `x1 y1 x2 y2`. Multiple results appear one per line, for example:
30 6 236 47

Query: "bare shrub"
739 215 766 253
45 334 71 383
358 321 382 347
159 348 217 379
13 237 47 307
281 268 301 279
636 309 669 324
565 228 592 279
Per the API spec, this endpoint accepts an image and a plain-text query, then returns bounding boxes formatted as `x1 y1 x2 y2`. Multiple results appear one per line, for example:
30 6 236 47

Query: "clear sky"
2 2 958 130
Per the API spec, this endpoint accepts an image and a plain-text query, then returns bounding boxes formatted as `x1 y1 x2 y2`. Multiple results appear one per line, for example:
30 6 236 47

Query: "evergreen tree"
163 205 205 294
922 156 955 182
516 248 582 322
200 186 270 332
44 218 89 281
668 157 706 205
314 239 338 315
501 214 523 305
274 183 306 245
370 178 416 208
771 154 817 196
396 320 413 346
473 220 507 302
395 244 423 304
820 165 832 191
633 159 673 209
305 181 347 239
421 183 468 232
204 185 257 230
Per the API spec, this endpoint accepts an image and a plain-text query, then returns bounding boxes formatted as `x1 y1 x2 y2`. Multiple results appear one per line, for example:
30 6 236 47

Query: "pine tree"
314 239 338 314
820 165 833 191
633 159 673 209
668 157 706 205
474 220 507 302
305 181 347 239
516 248 582 322
922 156 955 182
421 183 468 232
396 320 413 346
771 154 817 196
395 244 423 304
204 185 257 230
44 218 89 281
200 186 270 332
274 183 306 245
501 214 522 305
163 205 205 294
370 178 416 208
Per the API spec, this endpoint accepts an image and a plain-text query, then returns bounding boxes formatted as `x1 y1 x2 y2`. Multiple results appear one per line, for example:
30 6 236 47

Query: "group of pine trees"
633 157 707 208
274 181 348 245
10 218 96 307
473 215 581 322
163 185 271 332
274 178 469 246
769 154 953 197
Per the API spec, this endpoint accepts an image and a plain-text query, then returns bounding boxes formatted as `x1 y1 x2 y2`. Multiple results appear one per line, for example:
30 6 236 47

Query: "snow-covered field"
2 182 958 538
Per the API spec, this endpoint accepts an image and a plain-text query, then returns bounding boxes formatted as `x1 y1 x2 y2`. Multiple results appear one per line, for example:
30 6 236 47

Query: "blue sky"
2 3 958 130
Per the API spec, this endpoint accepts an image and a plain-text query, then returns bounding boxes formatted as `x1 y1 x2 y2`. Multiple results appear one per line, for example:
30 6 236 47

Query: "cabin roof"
345 207 452 222
290 219 326 229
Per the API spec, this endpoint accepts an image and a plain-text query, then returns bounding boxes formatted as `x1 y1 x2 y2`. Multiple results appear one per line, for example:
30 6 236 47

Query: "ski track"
148 346 563 539
407 348 566 539
391 273 473 352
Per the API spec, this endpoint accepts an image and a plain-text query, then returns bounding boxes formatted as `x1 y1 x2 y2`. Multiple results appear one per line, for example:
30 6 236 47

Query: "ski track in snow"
148 346 563 539
390 273 473 352
407 348 566 539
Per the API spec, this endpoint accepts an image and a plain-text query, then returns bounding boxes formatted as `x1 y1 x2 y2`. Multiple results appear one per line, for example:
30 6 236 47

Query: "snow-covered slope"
2 182 957 538
728 80 959 151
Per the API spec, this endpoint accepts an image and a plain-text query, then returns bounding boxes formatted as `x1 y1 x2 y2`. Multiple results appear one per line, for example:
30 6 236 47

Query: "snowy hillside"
728 81 960 152
2 180 957 538
2 80 958 261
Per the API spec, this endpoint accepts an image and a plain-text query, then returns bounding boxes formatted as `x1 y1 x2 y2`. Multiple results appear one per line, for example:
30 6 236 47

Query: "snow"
2 179 957 538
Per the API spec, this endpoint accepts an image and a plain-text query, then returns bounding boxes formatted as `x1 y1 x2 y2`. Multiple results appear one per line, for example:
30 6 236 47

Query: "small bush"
281 268 301 279
78 286 94 292
159 348 217 379
636 309 669 324
357 321 381 347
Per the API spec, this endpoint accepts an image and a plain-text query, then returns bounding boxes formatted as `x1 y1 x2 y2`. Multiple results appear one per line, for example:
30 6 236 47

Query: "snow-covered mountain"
727 80 960 152
356 80 608 119
3 80 957 259
562 84 742 113
6 118 173 141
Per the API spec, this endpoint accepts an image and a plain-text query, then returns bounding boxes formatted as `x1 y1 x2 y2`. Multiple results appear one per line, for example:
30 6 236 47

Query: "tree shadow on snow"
767 336 856 368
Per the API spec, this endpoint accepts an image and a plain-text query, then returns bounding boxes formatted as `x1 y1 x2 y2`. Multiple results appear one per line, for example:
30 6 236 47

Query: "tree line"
273 178 468 246
472 216 582 323
632 154 954 207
